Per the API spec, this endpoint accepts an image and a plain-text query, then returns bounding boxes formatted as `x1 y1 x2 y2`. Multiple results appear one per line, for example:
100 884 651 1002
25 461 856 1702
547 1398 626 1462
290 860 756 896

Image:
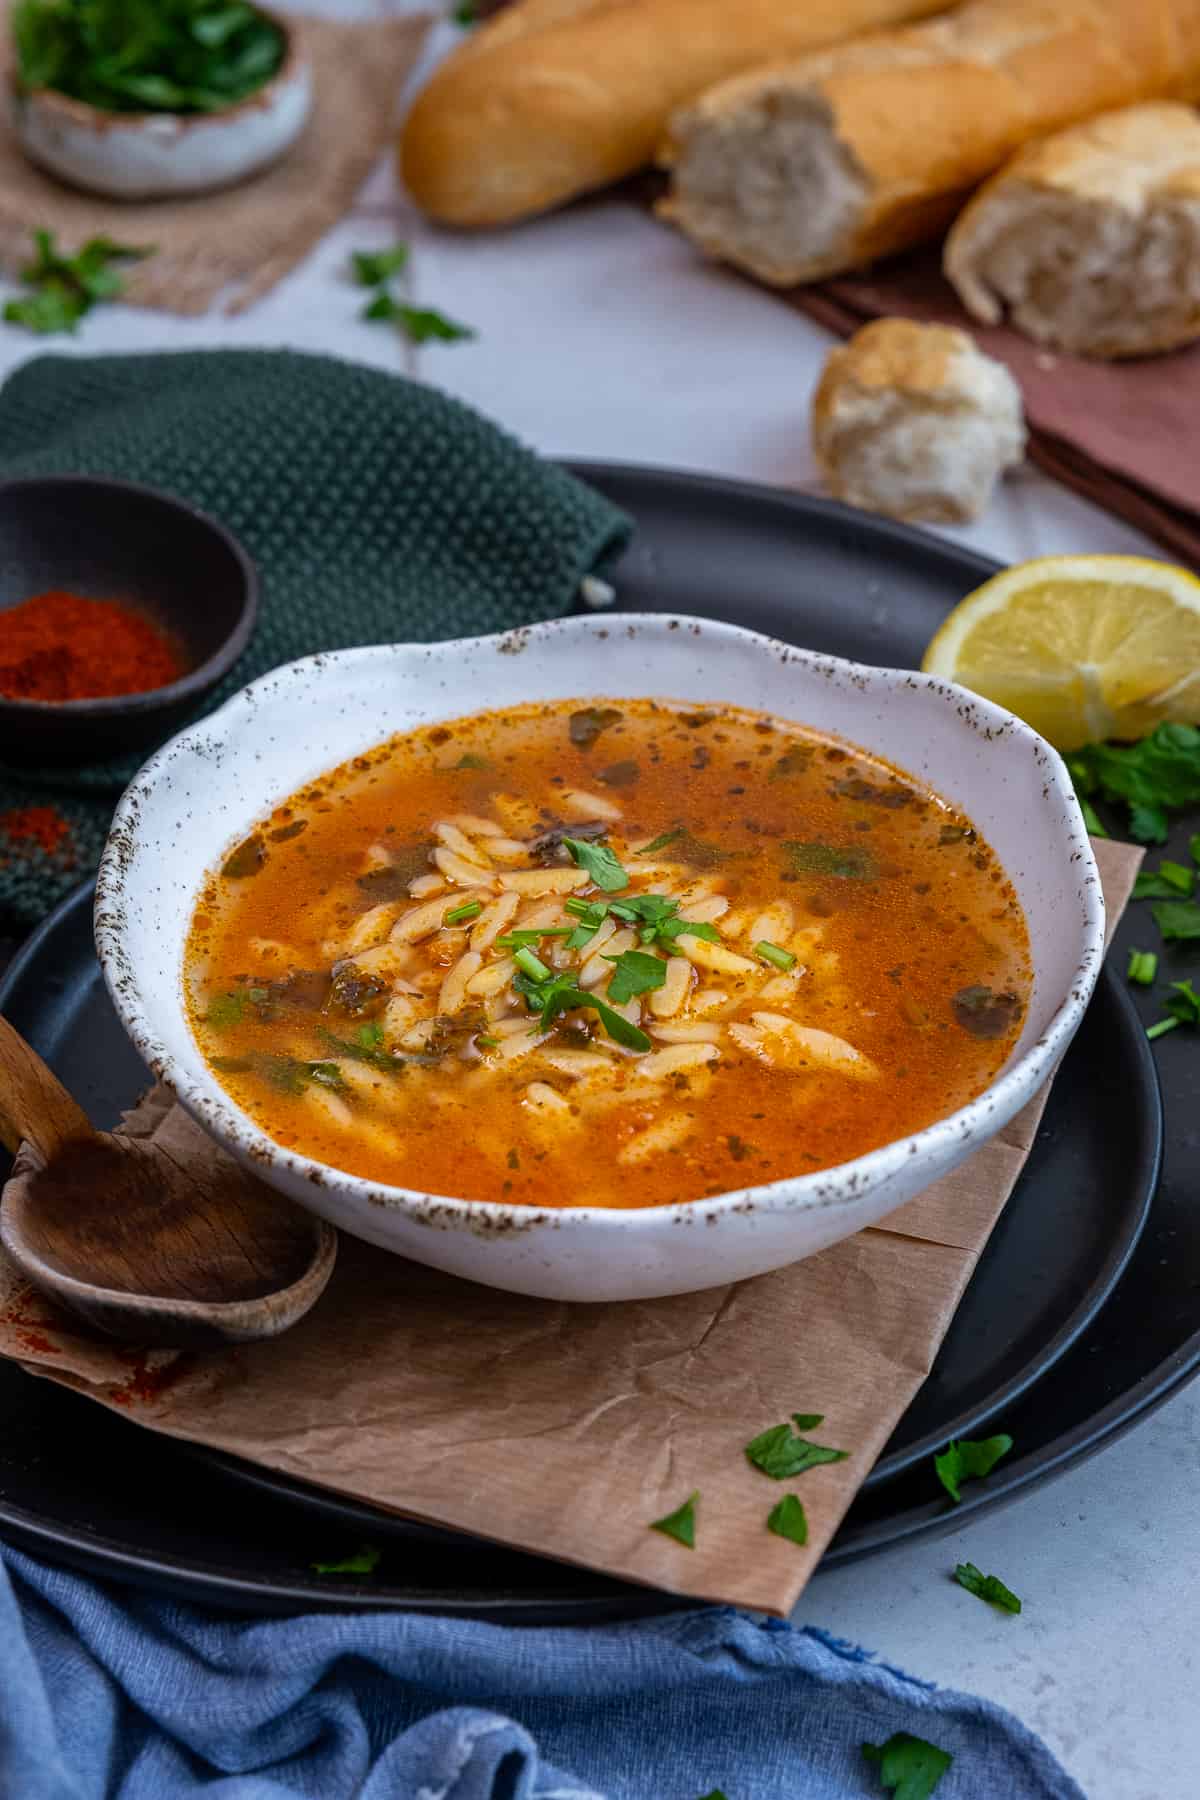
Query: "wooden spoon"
0 1013 337 1348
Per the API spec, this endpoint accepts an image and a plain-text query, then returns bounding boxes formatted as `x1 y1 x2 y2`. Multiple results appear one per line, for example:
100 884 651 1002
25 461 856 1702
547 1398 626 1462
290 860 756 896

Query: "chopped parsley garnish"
745 1418 848 1479
1127 948 1158 987
513 945 552 982
766 1495 808 1545
954 1561 1022 1613
604 948 667 1004
496 928 572 951
1191 833 1200 866
1067 722 1200 844
934 1433 1013 1504
1147 979 1200 1039
513 969 650 1051
695 1792 729 1800
563 898 611 950
649 1490 697 1548
452 0 476 23
1150 898 1200 940
637 828 685 855
444 899 483 926
862 1733 952 1798
755 940 796 972
1133 859 1195 899
306 1061 346 1092
318 1023 409 1073
563 890 721 952
206 990 247 1027
311 1543 382 1577
791 1412 824 1430
784 841 879 881
564 836 628 891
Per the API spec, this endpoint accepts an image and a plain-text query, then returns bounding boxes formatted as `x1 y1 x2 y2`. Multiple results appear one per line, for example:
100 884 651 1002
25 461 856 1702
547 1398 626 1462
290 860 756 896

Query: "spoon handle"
0 1012 94 1161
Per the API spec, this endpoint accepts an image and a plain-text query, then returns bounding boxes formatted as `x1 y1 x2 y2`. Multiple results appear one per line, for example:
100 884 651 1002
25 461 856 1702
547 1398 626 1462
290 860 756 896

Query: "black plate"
0 465 1181 1620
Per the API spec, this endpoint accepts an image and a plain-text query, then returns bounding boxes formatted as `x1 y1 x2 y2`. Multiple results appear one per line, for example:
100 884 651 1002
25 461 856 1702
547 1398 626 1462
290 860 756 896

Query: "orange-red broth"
186 699 1031 1210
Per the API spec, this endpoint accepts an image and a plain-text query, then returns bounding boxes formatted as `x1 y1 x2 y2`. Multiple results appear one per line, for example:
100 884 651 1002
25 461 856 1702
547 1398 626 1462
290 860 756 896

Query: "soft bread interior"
662 89 870 284
947 181 1200 357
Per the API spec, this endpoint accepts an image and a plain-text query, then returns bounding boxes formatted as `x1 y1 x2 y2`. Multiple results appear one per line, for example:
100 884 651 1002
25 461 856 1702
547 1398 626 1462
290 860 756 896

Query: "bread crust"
660 0 1200 284
945 102 1200 355
399 0 950 226
812 318 1026 523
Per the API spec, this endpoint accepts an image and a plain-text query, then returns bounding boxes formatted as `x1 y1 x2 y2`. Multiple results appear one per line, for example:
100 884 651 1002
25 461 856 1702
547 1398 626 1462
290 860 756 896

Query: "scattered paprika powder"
0 590 185 702
0 806 71 858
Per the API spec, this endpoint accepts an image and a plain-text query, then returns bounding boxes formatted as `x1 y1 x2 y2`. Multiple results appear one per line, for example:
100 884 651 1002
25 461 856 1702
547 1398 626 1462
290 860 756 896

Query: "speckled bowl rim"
96 615 1106 1237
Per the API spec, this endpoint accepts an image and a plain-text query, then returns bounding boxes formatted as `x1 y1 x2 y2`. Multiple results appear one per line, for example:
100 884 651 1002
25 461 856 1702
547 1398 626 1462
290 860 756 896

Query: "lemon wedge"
921 555 1200 751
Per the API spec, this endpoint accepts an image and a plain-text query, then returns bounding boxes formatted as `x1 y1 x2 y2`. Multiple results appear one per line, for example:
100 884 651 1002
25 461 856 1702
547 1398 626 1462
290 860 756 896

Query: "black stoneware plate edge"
0 463 1183 1621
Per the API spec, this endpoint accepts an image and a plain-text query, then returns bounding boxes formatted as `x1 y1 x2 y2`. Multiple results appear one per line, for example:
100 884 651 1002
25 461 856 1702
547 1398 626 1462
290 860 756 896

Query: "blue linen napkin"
1 1542 1084 1800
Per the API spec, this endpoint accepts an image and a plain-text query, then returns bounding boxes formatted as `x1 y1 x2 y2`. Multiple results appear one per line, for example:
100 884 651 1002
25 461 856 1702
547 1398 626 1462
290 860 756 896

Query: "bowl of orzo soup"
96 614 1103 1301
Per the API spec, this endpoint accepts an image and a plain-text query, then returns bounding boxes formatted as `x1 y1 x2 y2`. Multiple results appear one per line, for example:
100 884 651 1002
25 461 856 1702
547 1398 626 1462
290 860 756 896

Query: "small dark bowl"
0 476 258 766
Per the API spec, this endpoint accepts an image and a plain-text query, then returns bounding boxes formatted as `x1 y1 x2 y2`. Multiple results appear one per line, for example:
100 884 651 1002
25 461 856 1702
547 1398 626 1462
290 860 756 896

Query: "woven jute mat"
0 11 430 316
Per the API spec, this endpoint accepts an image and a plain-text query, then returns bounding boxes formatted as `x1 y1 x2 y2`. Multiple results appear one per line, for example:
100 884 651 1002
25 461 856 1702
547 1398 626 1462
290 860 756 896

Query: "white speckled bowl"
96 615 1104 1302
10 12 311 200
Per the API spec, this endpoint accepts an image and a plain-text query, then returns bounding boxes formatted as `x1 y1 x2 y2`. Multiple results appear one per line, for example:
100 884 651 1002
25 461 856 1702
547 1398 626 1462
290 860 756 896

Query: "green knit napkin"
0 349 632 931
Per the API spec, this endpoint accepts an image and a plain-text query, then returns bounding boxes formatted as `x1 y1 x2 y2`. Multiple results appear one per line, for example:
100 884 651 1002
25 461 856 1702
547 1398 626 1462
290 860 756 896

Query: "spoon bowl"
0 1012 335 1347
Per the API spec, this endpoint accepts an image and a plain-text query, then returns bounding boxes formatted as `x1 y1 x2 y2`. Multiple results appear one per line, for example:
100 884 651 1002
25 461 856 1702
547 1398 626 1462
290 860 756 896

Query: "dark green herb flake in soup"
185 699 1031 1209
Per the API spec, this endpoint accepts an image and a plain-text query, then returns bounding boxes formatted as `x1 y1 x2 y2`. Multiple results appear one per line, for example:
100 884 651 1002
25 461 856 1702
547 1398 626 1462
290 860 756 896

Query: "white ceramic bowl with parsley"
10 0 311 200
96 614 1105 1303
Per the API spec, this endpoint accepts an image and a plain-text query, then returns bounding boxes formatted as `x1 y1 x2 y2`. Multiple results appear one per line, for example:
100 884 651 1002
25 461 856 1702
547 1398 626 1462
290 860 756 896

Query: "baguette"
945 102 1200 357
659 0 1200 285
400 0 951 227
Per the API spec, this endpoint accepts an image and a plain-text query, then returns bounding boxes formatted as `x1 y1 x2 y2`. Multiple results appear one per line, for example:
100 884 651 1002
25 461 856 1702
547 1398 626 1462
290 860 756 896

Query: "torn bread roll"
399 0 950 227
811 319 1026 523
659 0 1200 285
945 102 1200 358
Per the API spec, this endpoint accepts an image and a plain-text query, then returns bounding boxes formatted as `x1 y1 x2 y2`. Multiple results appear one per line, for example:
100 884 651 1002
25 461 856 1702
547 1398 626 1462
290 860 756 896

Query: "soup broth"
186 699 1031 1209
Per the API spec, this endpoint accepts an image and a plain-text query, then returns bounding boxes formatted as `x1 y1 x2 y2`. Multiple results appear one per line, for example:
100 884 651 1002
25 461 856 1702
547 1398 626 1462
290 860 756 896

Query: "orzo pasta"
185 699 1031 1209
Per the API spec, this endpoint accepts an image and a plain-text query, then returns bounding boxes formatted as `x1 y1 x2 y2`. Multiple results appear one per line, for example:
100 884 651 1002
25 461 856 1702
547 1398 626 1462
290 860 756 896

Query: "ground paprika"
0 590 185 701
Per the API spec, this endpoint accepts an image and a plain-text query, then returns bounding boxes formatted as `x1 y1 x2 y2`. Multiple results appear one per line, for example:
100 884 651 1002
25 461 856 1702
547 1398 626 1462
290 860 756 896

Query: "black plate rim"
0 462 1187 1621
0 856 1169 1615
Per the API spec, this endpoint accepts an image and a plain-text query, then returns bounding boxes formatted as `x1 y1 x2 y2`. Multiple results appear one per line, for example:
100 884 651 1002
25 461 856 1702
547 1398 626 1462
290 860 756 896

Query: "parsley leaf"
563 897 611 951
14 0 285 113
745 1421 848 1479
791 1412 824 1430
650 1490 697 1547
604 949 667 1004
564 837 628 891
954 1561 1022 1613
862 1733 952 1798
1151 899 1200 940
4 229 152 335
1133 859 1195 899
351 245 408 286
311 1543 382 1576
512 969 650 1051
934 1434 1013 1504
1147 978 1200 1039
766 1494 808 1545
784 841 880 881
363 293 476 343
637 828 685 855
1068 724 1200 845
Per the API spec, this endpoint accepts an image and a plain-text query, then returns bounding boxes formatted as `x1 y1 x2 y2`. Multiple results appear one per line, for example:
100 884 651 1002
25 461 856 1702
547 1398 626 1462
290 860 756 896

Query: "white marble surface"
1 13 1195 1794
